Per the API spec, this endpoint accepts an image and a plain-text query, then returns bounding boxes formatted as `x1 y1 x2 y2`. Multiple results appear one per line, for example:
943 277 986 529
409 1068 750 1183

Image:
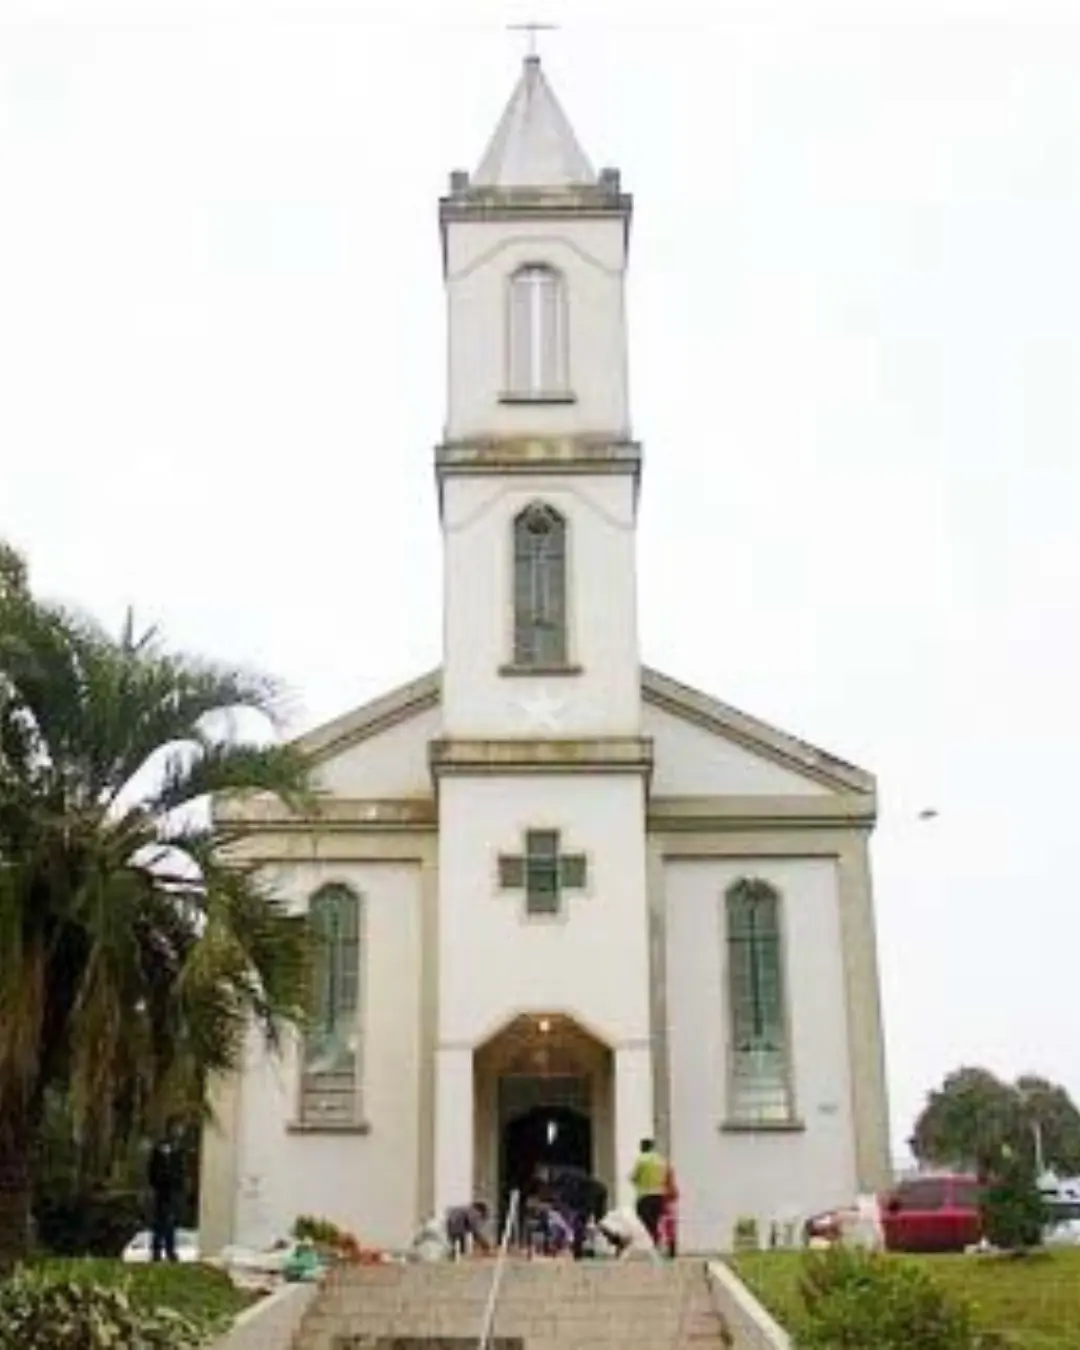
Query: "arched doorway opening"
473 1013 613 1227
501 1104 593 1206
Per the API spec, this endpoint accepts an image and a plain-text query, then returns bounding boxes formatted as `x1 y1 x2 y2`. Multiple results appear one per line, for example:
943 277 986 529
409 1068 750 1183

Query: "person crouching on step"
445 1200 491 1258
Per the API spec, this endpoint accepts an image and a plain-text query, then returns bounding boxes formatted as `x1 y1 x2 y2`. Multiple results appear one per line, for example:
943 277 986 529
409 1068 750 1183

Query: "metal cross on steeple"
507 20 559 60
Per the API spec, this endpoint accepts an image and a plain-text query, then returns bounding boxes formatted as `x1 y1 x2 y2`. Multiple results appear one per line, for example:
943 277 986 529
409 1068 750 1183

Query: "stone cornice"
435 436 642 517
214 795 436 832
647 794 877 832
217 791 869 839
429 736 653 778
221 830 437 865
438 188 633 274
439 187 631 228
436 436 641 475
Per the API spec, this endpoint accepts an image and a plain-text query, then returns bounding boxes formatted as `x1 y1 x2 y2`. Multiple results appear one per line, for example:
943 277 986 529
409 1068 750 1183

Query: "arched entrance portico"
473 1014 614 1220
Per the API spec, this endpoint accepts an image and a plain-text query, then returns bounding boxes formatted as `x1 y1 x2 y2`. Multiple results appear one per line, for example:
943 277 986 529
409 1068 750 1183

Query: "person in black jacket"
147 1119 184 1262
541 1164 608 1259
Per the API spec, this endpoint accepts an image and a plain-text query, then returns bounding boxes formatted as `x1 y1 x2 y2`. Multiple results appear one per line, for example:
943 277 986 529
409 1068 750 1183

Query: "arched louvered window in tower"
301 884 362 1126
513 503 568 667
725 878 795 1124
507 264 568 397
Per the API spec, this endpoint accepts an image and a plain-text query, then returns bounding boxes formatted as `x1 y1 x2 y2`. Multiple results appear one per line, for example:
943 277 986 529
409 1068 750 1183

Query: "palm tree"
0 547 313 1266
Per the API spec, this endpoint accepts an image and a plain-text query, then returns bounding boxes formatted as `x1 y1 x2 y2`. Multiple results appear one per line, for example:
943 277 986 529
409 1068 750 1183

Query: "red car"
880 1173 982 1253
804 1173 983 1254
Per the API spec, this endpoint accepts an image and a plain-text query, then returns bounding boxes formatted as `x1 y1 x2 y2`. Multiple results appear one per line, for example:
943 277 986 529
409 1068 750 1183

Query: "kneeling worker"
445 1200 492 1258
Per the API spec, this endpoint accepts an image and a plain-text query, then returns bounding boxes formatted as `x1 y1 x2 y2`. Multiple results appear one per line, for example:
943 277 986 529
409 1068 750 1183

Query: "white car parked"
121 1228 200 1263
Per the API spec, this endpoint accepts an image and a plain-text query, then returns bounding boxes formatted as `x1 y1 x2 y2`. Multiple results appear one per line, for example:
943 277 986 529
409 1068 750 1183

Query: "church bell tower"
431 55 655 1217
436 53 642 739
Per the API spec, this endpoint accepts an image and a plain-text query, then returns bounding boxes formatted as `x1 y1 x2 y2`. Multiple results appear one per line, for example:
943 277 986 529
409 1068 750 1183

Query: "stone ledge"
720 1118 806 1135
286 1119 372 1136
435 435 642 479
497 390 577 405
649 794 875 831
497 662 583 678
706 1260 794 1350
216 797 436 831
440 186 631 220
429 736 653 777
208 1282 319 1350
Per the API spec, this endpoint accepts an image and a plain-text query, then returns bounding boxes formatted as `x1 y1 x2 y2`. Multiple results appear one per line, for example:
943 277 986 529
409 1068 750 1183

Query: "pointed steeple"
473 56 595 190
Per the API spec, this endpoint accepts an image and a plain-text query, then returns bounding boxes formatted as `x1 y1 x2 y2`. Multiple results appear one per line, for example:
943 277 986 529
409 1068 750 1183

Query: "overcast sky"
3 0 1078 1159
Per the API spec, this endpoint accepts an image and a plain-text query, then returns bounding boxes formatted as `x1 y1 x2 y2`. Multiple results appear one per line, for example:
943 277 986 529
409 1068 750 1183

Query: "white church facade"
200 54 891 1256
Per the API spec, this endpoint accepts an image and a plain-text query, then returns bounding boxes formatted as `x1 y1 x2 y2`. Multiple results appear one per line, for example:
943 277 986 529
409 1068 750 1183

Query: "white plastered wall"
441 474 640 736
445 218 629 441
663 856 857 1251
435 772 653 1211
230 859 424 1251
643 701 831 797
313 703 441 797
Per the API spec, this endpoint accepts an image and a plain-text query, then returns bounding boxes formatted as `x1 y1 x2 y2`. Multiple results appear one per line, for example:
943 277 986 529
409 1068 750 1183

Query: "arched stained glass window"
301 884 361 1126
513 502 567 667
508 264 568 396
725 878 794 1124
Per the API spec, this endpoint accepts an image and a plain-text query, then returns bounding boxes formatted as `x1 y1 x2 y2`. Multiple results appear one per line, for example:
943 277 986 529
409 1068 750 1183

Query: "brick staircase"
292 1258 733 1350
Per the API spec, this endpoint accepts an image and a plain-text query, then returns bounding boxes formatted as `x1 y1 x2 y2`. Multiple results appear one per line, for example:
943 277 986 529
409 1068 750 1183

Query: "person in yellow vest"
629 1137 669 1245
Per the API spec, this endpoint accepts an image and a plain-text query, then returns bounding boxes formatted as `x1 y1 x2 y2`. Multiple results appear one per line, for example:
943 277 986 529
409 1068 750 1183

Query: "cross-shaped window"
498 830 587 917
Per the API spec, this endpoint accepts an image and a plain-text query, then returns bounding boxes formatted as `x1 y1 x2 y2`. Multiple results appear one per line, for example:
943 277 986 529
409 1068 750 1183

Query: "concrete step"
292 1259 730 1350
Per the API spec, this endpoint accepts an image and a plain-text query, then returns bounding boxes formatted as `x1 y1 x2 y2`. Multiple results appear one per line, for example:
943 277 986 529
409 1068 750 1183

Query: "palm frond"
148 738 316 820
0 566 317 1202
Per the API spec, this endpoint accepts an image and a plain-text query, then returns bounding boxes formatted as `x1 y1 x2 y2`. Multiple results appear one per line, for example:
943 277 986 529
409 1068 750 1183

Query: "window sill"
499 662 583 678
719 1118 806 1135
498 391 577 405
287 1119 371 1136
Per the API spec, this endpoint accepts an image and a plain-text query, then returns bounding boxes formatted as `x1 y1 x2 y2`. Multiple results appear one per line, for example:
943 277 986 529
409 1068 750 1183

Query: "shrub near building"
0 1261 251 1350
796 1248 987 1350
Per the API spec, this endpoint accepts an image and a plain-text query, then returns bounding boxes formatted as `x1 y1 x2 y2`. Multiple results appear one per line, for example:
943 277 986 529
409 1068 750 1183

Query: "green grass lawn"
730 1248 1080 1349
24 1259 253 1337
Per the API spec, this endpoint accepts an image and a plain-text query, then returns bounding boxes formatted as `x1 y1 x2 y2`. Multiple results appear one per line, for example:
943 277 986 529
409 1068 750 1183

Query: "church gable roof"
292 664 872 801
642 666 874 796
296 669 440 764
473 56 595 189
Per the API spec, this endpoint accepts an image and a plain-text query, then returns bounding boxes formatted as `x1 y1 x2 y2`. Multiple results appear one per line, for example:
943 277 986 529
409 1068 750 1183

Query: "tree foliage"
979 1147 1048 1252
0 541 317 1265
911 1067 1080 1176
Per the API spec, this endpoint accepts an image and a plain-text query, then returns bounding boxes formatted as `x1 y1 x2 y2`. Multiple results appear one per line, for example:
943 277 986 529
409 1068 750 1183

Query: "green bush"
798 1246 979 1350
293 1213 341 1244
0 1269 203 1350
732 1216 760 1252
980 1154 1048 1251
34 1189 147 1257
28 1259 250 1331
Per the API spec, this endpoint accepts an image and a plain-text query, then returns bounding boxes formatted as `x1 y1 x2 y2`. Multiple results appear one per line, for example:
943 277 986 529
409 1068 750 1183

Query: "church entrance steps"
291 1258 734 1350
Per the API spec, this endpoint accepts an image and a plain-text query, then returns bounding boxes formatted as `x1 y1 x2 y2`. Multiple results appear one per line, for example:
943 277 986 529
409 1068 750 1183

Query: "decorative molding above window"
298 883 365 1130
723 877 798 1129
506 263 572 399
